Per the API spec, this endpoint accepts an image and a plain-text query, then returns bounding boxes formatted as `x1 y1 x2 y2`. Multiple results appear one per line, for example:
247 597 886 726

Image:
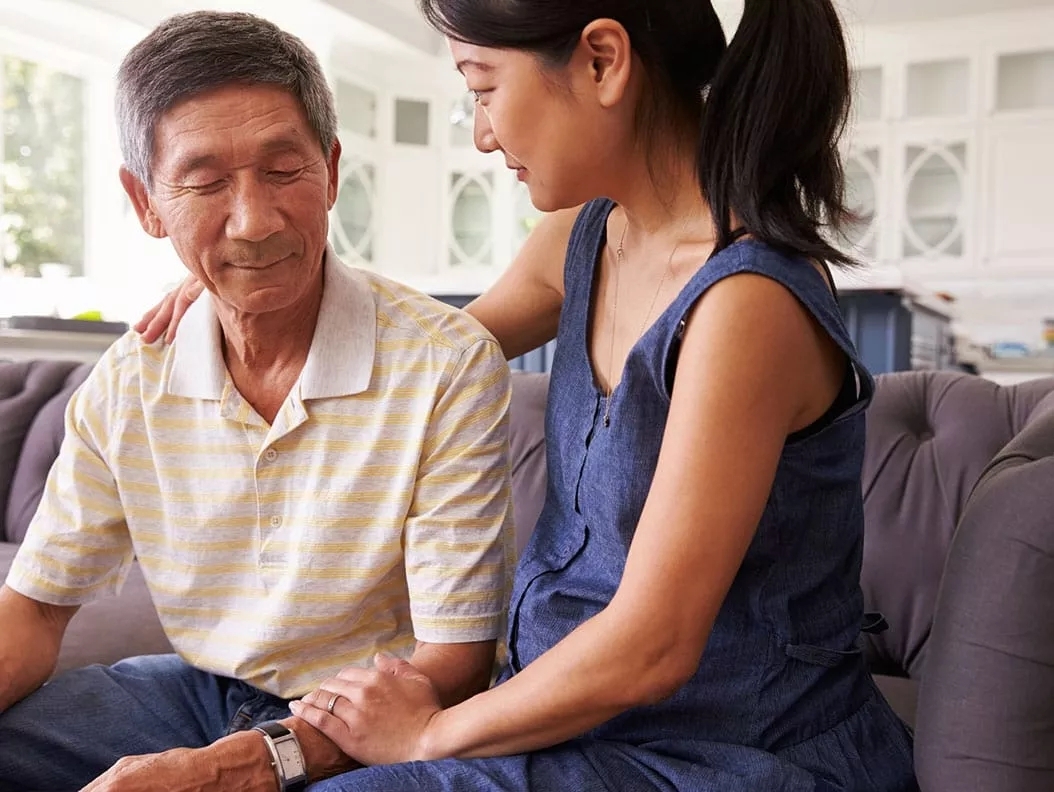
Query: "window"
1 54 86 277
996 49 1054 112
336 79 377 139
394 98 430 146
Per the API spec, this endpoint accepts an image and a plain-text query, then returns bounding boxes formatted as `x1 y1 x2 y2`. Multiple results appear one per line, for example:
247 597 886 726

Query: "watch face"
276 738 306 779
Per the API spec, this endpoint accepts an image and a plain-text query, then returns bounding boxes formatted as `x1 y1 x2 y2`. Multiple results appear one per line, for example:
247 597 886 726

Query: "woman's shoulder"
695 238 839 303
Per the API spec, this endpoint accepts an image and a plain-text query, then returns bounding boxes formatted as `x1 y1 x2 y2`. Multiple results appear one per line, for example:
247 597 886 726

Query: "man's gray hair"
116 11 338 187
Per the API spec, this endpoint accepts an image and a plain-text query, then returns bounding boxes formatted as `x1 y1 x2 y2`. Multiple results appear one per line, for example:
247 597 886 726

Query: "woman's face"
449 37 632 213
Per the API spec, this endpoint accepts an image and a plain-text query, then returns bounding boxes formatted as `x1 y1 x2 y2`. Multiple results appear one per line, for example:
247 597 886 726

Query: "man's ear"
326 138 342 211
119 166 167 239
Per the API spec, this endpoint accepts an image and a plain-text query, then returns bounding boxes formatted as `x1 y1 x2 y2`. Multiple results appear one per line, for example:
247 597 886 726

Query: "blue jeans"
0 654 291 791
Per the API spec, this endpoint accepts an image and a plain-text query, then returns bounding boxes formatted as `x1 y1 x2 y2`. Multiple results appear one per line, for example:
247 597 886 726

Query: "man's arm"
409 640 495 708
0 585 78 712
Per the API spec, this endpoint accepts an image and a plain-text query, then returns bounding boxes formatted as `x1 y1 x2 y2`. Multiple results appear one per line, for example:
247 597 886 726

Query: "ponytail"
698 0 855 266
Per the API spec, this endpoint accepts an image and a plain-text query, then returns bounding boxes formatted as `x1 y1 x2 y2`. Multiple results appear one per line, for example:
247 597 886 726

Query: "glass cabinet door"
844 147 881 260
331 163 375 264
449 172 493 267
903 143 966 258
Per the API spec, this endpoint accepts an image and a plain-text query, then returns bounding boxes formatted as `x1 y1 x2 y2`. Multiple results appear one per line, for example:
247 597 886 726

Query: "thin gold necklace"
603 217 685 427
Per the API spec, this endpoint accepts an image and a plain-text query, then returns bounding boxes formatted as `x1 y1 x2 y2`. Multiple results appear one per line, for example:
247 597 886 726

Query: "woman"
139 1 917 789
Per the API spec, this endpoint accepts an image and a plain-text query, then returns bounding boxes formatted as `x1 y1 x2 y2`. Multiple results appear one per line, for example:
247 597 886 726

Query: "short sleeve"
402 338 514 644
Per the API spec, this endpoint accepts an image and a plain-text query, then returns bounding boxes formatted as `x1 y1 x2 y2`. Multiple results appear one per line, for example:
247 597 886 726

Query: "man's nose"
226 175 284 243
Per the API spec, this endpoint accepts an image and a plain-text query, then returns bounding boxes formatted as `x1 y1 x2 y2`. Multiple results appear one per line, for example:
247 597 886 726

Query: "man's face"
122 83 340 316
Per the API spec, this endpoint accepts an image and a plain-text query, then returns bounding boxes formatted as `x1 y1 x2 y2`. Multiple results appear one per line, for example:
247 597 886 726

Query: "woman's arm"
291 272 847 764
463 206 576 360
135 207 578 355
420 273 845 758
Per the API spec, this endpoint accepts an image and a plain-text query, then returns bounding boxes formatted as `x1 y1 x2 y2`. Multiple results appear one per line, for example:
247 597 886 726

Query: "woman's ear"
577 19 634 109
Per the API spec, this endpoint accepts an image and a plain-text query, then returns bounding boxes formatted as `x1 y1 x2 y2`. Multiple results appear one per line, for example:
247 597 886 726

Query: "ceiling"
324 0 1054 53
365 0 1054 22
839 0 1054 25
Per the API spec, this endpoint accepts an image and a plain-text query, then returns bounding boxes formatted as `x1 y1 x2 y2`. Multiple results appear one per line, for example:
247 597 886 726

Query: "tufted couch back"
0 360 93 543
858 372 1054 684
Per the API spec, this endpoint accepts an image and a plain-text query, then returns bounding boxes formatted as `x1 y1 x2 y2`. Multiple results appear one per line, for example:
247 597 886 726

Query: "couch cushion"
0 543 172 673
0 361 90 542
914 394 1054 791
4 363 93 543
508 372 549 556
872 674 918 729
860 372 1054 679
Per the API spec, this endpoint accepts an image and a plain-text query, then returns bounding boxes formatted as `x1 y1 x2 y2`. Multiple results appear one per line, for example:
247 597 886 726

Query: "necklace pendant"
603 413 610 428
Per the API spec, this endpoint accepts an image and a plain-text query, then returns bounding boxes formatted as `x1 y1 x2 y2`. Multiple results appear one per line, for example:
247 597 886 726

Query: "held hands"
134 273 204 345
290 653 445 766
76 655 445 790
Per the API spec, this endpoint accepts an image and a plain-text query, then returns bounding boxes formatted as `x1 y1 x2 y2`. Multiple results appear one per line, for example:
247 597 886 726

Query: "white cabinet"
844 8 1054 344
985 126 1054 262
325 58 536 296
322 8 1054 340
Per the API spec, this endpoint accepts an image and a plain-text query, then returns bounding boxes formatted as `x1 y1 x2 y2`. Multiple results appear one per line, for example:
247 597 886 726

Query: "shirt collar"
166 248 376 401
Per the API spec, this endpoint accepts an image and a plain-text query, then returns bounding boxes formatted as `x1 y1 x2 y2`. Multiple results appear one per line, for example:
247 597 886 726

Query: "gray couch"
0 360 172 672
2 359 1053 789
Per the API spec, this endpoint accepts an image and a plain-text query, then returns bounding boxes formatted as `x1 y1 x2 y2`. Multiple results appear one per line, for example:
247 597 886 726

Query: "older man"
0 11 513 791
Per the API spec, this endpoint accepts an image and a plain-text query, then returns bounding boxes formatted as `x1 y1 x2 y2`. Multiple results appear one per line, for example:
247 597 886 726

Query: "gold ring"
326 692 341 715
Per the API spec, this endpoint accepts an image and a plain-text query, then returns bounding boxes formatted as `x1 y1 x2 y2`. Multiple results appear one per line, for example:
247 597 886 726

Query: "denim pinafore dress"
317 199 918 791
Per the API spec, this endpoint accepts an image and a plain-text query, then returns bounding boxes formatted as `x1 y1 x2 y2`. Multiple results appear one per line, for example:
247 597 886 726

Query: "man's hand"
79 740 276 792
80 750 208 792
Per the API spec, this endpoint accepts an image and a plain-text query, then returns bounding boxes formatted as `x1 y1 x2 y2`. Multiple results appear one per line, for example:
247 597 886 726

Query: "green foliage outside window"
1 55 85 277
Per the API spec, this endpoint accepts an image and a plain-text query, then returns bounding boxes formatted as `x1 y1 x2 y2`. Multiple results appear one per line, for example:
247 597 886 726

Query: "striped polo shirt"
7 253 514 698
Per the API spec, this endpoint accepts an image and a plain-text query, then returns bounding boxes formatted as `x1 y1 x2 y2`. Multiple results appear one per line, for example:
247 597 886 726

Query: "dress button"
269 515 282 528
264 448 278 462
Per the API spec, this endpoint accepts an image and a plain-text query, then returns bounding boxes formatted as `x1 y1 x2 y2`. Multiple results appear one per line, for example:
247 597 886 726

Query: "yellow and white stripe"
7 254 514 698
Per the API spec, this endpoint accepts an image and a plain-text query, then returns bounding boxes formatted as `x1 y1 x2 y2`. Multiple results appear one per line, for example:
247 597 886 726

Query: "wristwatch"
253 720 308 792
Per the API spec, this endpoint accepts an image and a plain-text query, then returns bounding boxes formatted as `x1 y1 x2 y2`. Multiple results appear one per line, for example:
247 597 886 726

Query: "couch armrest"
915 454 1054 791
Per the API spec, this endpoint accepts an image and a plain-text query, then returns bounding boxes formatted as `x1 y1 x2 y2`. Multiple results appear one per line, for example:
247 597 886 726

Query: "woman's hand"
134 274 205 344
290 654 444 766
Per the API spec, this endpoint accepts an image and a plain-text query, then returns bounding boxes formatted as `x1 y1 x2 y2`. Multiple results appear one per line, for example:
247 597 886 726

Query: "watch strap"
253 721 307 792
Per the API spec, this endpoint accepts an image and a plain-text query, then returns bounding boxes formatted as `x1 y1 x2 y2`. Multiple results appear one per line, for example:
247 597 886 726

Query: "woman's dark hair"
418 0 856 267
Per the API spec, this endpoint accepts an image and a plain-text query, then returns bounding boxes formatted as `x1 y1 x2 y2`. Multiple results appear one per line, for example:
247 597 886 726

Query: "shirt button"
269 515 282 528
264 448 278 462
